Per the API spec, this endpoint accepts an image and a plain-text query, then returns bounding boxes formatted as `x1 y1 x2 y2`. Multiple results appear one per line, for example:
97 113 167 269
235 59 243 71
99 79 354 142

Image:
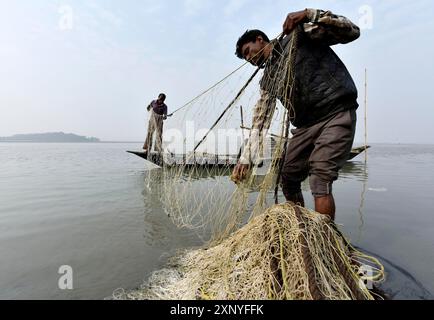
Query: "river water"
0 143 433 299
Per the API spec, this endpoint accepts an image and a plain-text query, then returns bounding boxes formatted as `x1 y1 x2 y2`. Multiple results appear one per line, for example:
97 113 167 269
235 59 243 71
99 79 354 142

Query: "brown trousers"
143 111 164 152
281 109 357 198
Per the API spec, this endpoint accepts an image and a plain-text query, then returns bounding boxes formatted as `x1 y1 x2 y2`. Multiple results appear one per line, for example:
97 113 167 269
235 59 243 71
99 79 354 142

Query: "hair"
158 93 166 101
235 29 270 59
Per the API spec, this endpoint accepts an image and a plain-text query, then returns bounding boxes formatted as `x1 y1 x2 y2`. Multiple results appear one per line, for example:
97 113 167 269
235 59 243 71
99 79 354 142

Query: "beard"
251 51 267 68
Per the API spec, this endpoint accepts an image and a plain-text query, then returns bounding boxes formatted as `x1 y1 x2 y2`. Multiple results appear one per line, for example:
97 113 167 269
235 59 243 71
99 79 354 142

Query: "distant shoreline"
0 132 100 143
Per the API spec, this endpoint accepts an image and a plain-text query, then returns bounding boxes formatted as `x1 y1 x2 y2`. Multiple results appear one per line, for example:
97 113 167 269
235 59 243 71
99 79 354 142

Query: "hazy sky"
0 0 433 143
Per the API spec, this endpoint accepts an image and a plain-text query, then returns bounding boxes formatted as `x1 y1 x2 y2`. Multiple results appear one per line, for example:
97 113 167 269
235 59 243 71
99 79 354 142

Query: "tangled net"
114 203 384 300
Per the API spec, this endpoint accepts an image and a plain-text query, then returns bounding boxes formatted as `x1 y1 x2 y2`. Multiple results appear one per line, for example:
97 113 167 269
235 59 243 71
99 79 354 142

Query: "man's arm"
232 89 276 182
163 105 168 120
304 9 360 45
239 90 276 164
147 101 153 112
283 9 360 46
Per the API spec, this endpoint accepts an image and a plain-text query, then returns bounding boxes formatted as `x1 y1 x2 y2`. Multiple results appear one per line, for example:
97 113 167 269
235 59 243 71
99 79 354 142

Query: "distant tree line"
0 132 100 143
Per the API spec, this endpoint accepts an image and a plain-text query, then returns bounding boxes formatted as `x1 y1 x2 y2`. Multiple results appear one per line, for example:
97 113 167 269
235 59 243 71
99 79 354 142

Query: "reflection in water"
341 161 369 241
141 170 172 248
141 169 193 248
353 246 433 300
358 162 368 242
140 168 211 248
340 161 369 181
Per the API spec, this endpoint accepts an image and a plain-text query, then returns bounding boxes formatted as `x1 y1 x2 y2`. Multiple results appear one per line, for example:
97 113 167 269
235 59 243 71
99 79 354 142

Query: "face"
157 95 165 104
241 36 270 66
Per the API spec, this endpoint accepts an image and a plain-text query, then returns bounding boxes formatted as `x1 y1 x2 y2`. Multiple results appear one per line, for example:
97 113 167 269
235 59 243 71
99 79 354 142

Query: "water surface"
0 143 432 299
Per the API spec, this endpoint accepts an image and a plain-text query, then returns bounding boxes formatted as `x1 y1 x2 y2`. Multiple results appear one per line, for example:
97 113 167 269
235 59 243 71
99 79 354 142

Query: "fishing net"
113 203 384 300
124 31 385 300
144 33 298 242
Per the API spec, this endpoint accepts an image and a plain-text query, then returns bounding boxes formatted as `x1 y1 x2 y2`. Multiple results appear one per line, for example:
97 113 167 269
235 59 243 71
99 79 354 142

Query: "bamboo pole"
364 68 368 163
194 67 261 152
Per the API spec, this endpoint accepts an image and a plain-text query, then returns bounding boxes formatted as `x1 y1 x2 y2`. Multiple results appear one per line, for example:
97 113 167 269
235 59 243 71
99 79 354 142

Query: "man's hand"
283 9 309 35
231 163 250 184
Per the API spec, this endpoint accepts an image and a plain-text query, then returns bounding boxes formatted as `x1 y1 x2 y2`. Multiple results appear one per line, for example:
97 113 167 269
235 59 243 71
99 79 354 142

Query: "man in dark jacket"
143 93 168 153
232 9 360 220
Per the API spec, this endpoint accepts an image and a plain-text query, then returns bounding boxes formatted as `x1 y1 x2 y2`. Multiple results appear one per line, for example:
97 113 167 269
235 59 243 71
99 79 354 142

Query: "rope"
167 61 250 117
193 67 261 152
294 206 325 300
167 33 284 117
324 224 368 300
274 30 299 204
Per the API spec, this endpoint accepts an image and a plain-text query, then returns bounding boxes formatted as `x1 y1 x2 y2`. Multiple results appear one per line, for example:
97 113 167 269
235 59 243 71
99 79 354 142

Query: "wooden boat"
126 151 239 168
128 145 370 168
348 145 371 160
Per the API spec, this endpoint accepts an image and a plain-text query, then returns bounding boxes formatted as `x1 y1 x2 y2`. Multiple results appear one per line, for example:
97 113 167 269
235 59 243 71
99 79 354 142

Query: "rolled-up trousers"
281 109 357 198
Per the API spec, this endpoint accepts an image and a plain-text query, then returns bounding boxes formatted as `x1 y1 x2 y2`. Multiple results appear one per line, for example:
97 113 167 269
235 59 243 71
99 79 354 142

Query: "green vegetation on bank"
0 132 100 143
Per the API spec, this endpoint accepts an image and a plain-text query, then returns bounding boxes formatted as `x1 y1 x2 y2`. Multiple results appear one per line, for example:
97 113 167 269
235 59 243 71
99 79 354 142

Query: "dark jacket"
148 100 168 116
260 10 360 128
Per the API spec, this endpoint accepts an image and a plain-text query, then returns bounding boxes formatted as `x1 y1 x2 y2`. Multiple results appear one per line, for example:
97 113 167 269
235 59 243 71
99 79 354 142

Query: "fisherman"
143 93 169 153
232 9 360 221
